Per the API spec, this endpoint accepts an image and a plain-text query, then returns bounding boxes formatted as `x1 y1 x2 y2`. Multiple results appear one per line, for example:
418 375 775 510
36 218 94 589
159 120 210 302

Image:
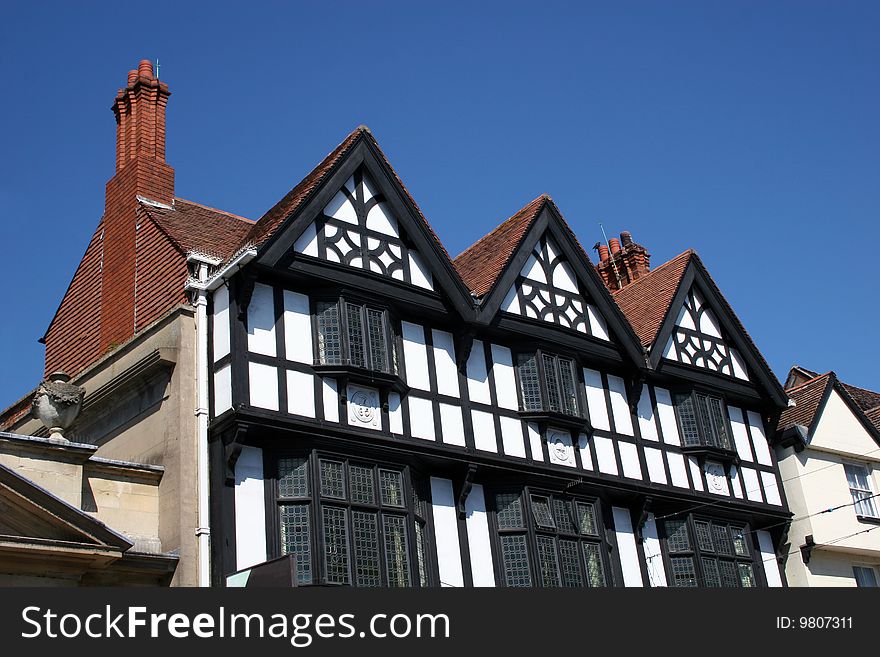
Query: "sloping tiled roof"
840 382 880 415
453 195 547 297
143 198 254 260
238 126 454 265
611 250 692 347
777 374 833 431
865 406 880 432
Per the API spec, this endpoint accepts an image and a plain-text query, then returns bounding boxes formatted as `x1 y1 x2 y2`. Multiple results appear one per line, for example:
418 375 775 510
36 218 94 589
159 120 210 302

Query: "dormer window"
674 391 733 453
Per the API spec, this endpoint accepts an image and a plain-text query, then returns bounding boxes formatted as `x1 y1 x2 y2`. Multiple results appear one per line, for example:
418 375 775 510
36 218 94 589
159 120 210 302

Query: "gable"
500 233 610 340
661 284 749 381
811 389 880 455
293 166 435 291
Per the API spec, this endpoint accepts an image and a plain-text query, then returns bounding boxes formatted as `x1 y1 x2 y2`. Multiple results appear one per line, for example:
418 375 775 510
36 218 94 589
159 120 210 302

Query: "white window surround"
843 462 879 519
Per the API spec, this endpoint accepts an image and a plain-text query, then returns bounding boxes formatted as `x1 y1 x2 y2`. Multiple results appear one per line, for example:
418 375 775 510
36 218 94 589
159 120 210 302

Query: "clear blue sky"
1 1 877 409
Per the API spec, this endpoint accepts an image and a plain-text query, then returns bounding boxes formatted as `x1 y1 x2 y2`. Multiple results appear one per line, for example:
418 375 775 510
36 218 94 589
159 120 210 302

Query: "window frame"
310 294 407 393
267 449 432 587
660 514 761 588
673 389 737 460
852 565 878 587
843 462 879 521
489 486 610 588
513 348 588 431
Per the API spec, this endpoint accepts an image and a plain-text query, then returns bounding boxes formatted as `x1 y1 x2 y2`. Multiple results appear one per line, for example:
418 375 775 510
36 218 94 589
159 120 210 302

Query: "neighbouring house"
1 59 793 588
774 366 880 587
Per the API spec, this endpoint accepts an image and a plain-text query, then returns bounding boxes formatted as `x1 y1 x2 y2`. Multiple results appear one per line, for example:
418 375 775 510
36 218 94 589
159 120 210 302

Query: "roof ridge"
175 198 253 224
453 194 546 262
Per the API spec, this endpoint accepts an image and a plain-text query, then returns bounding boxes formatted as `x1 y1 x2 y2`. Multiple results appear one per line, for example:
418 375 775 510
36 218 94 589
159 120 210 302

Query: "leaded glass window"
494 490 607 588
273 453 428 587
515 351 582 418
314 299 396 374
675 392 733 451
663 516 761 588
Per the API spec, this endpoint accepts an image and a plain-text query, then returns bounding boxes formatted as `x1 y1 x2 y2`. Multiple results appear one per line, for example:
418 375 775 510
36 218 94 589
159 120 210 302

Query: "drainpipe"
185 248 256 586
189 255 215 587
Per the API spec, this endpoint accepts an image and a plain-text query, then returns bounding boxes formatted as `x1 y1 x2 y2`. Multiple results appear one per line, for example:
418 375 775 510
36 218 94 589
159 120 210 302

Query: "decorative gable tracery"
293 167 434 290
501 235 609 341
663 287 748 381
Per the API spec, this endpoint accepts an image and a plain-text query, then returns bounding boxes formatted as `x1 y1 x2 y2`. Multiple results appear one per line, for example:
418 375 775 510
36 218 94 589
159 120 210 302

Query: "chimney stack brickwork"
44 60 180 375
596 231 651 291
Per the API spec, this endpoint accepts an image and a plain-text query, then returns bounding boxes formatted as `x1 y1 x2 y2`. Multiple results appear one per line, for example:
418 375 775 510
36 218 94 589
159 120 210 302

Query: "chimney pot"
598 245 610 262
138 59 154 79
127 70 138 85
620 231 633 247
609 238 621 254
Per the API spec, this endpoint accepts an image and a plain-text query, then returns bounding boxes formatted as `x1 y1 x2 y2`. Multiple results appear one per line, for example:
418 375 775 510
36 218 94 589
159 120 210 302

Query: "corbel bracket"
635 496 653 543
800 534 815 565
223 424 248 487
457 464 478 518
235 272 258 323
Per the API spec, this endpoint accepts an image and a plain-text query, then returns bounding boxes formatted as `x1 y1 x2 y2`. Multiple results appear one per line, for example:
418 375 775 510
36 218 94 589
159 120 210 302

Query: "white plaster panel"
757 530 783 587
366 201 399 237
644 447 667 484
213 363 232 415
689 457 705 491
322 377 339 423
388 392 403 435
740 467 763 503
465 484 495 587
293 221 318 256
583 368 610 431
643 514 668 587
728 405 755 462
212 285 230 362
761 471 782 505
283 290 312 365
552 260 579 294
408 396 435 440
577 434 592 470
409 251 434 290
654 387 681 446
730 466 745 498
586 304 610 341
500 415 527 458
471 410 497 452
607 374 634 435
401 321 431 391
247 283 277 357
466 339 491 405
430 478 464 587
235 446 267 570
747 411 773 466
432 329 460 397
528 423 544 462
500 285 521 315
439 403 466 447
637 385 659 441
249 362 279 411
667 452 689 488
613 507 643 587
593 435 618 475
619 441 642 479
490 344 518 411
286 370 315 418
731 348 749 381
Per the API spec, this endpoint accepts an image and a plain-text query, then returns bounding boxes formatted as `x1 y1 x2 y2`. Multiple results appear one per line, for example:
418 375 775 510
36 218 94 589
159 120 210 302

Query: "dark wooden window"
273 452 429 587
314 298 396 374
674 391 732 451
516 351 581 417
661 515 758 587
492 489 607 588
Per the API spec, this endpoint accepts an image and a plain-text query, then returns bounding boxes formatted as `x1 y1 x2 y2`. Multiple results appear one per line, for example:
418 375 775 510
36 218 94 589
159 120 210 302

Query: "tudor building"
1 61 792 588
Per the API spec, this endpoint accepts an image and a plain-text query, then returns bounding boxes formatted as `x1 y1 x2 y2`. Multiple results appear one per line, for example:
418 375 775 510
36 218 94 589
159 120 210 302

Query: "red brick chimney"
100 60 174 352
596 230 651 291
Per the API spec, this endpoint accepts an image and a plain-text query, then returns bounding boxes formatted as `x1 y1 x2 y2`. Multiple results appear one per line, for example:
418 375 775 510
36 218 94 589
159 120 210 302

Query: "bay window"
314 298 397 375
674 391 733 452
662 515 758 587
516 351 582 419
272 451 430 586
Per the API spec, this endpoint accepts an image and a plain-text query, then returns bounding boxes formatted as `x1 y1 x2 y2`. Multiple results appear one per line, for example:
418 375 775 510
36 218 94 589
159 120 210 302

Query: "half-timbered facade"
0 61 793 588
205 127 792 588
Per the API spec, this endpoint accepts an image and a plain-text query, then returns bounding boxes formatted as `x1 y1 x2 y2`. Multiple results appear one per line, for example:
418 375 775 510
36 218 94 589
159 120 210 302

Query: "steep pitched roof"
611 250 692 348
777 373 833 431
143 199 254 260
784 366 880 433
453 195 547 297
238 126 453 264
